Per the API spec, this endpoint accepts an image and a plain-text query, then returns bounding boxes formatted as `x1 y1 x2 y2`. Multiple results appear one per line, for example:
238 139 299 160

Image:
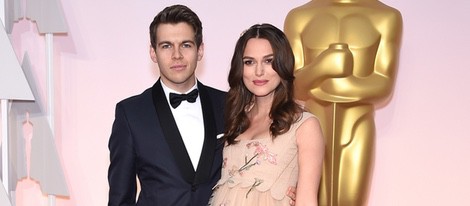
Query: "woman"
210 23 324 205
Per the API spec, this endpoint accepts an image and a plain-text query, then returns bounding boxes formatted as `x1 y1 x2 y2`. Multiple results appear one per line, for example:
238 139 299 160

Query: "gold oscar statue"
284 0 403 205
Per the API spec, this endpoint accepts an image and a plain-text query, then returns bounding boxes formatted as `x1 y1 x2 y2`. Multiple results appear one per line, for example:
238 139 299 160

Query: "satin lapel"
193 81 217 185
151 80 195 183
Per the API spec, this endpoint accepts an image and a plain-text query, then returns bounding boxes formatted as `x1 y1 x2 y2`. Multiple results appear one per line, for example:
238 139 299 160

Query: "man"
108 5 226 205
108 4 297 205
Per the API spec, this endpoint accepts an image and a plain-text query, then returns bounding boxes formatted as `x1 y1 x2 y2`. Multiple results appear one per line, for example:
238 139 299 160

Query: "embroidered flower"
246 178 264 198
226 141 278 177
223 141 277 198
228 165 239 177
246 141 277 165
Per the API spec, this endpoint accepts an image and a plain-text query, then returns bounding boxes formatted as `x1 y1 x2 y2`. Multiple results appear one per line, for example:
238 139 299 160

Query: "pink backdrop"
8 0 470 205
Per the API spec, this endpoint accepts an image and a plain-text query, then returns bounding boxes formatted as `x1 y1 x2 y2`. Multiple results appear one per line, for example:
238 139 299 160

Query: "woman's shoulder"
294 111 318 127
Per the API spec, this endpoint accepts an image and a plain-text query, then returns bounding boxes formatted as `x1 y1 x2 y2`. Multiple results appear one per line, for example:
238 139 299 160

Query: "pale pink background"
8 0 470 205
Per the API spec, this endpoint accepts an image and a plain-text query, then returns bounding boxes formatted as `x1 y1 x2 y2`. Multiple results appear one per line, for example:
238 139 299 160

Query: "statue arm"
312 12 403 104
284 10 305 71
295 43 354 102
285 11 311 101
311 74 394 103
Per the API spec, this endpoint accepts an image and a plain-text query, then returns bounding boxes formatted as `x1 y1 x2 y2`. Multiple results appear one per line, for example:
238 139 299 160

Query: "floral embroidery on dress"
246 178 264 198
224 141 277 198
246 141 277 165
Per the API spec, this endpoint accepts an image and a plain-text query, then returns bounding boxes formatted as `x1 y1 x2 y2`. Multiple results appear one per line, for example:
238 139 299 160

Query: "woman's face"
242 38 281 98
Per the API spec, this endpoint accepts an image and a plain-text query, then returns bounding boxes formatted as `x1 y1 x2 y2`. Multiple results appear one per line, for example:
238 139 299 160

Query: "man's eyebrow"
157 40 195 46
157 41 172 46
182 40 196 45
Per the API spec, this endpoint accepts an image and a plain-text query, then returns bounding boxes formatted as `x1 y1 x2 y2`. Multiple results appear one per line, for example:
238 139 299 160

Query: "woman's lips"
253 80 268 86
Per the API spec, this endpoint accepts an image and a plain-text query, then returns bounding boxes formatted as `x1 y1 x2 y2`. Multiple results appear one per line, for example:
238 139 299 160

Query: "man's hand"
286 186 297 205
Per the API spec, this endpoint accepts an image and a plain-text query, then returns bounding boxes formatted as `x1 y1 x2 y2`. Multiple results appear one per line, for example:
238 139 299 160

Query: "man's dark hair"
149 4 203 50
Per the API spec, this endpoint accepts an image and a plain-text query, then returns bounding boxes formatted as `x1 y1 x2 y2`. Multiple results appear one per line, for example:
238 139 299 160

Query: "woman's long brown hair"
224 23 302 145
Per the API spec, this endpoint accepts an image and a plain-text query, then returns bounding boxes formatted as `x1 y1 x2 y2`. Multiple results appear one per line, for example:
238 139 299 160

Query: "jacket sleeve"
108 103 137 206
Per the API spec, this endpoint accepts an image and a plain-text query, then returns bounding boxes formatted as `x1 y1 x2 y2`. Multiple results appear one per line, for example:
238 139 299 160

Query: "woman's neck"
249 95 273 116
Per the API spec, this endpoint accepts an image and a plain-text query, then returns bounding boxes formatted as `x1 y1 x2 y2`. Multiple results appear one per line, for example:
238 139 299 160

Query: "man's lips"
171 64 186 70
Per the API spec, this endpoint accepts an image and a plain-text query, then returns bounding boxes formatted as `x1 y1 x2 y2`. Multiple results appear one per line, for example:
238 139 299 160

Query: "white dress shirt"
161 81 204 170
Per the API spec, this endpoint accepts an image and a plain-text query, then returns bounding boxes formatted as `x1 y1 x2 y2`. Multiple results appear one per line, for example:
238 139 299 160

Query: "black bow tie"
169 89 199 108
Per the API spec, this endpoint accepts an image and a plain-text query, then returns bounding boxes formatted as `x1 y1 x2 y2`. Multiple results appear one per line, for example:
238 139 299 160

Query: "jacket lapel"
193 81 217 185
151 80 195 184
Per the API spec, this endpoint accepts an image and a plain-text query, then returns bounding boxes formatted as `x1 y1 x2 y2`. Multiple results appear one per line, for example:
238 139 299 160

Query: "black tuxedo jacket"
108 80 226 206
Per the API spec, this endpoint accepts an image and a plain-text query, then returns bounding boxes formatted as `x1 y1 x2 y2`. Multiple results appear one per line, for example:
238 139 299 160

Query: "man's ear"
149 45 157 63
197 43 204 61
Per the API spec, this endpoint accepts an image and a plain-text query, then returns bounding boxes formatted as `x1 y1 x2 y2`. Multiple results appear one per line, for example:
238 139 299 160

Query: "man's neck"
160 79 197 94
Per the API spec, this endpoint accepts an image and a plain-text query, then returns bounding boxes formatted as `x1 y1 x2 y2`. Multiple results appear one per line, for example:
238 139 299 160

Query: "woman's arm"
295 116 325 206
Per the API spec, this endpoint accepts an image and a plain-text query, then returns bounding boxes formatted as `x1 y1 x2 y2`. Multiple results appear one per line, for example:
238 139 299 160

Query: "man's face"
150 22 203 92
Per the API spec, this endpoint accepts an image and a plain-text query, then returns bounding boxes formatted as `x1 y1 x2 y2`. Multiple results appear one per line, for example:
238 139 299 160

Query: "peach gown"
209 112 314 206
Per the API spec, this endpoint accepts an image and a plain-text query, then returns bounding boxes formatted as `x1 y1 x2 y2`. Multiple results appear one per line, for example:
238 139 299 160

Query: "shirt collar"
160 79 198 105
